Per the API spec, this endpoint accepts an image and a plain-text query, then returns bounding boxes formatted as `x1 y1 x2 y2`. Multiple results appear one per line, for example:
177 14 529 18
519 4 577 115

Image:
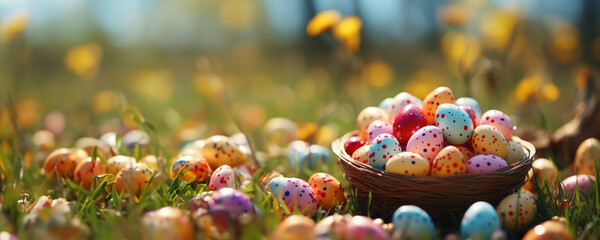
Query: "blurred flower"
220 0 255 29
128 69 175 101
306 10 341 36
404 70 443 99
333 16 362 53
480 10 517 53
234 104 266 132
16 99 41 129
1 12 28 42
574 66 591 90
441 31 481 70
514 75 560 103
64 43 102 80
437 5 471 26
297 122 317 141
538 83 559 103
361 61 394 88
194 73 225 99
550 22 580 65
44 111 66 135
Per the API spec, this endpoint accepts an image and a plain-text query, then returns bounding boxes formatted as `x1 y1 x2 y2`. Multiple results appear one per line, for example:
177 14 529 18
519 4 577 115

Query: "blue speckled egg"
456 97 482 120
461 201 500 240
435 103 473 145
379 97 393 112
368 134 402 170
393 205 435 239
280 178 318 216
268 177 287 197
307 144 332 168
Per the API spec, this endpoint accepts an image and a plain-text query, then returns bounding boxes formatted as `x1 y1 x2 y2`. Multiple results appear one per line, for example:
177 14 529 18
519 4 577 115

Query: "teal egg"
435 103 473 145
461 201 500 240
393 205 435 239
368 133 401 170
456 97 481 120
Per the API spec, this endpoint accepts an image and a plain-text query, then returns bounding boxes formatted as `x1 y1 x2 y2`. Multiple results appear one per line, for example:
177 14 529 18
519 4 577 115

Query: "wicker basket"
332 131 535 227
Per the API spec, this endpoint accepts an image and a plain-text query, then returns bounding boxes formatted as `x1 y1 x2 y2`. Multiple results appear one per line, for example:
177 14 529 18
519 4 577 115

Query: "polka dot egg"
356 107 389 141
170 155 212 183
480 110 514 141
352 145 370 164
466 154 508 173
368 134 402 170
201 135 247 170
406 126 444 164
209 165 237 190
385 152 430 176
455 145 474 160
387 92 421 122
392 205 435 239
209 188 254 220
506 141 527 165
279 178 318 216
339 216 389 240
106 155 136 175
461 201 501 240
422 86 455 125
496 192 537 230
435 103 473 145
308 173 346 211
456 97 482 120
458 105 478 129
431 146 467 176
471 125 509 159
344 135 365 156
267 176 287 197
366 120 393 144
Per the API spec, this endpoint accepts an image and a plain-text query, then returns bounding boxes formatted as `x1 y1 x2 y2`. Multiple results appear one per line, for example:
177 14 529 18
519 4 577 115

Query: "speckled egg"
269 215 316 240
114 163 155 197
466 154 508 173
209 188 254 220
431 146 466 176
523 158 559 193
344 135 365 156
385 152 430 176
560 174 596 197
142 207 194 240
44 148 87 179
480 110 514 141
279 178 318 216
267 176 287 197
506 141 527 165
338 216 389 240
456 97 482 120
422 87 455 125
201 135 247 169
209 165 237 190
392 205 435 239
106 155 136 175
458 106 478 129
351 145 370 164
170 155 212 183
522 219 574 240
388 92 421 122
357 107 389 140
406 126 444 164
367 120 394 144
308 173 346 211
461 201 501 240
435 103 473 145
471 125 509 159
496 192 537 230
290 144 332 169
379 97 393 111
368 134 402 170
393 104 428 145
74 157 106 189
455 145 474 160
574 138 600 175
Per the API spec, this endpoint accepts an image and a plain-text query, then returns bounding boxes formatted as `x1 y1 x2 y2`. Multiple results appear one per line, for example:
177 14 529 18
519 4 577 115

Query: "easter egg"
366 120 394 144
268 177 287 197
455 145 474 160
209 165 237 190
388 92 421 122
574 138 600 175
406 126 444 164
357 107 389 140
456 97 481 120
351 145 370 164
496 192 537 230
106 155 136 175
0 232 18 240
560 174 596 196
209 188 254 220
170 155 212 183
289 144 332 169
379 98 393 111
422 87 455 125
344 135 365 156
466 154 508 173
308 173 346 211
385 152 430 176
458 106 478 129
523 158 558 193
431 146 467 176
338 216 389 240
315 214 346 238
480 110 514 141
461 201 500 240
392 104 427 145
202 135 247 169
74 157 106 189
505 141 527 165
269 215 315 240
44 148 86 179
471 125 509 159
33 130 55 152
264 117 298 148
435 103 473 145
140 155 159 170
368 134 402 170
288 140 310 164
114 163 155 197
392 205 435 239
75 137 114 159
142 207 194 240
279 178 318 216
522 219 574 240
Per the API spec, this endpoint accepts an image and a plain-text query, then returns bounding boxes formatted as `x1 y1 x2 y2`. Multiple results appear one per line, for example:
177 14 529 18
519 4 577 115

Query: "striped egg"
366 120 394 144
431 146 466 176
357 107 389 141
308 173 346 211
385 152 430 176
466 154 508 173
368 134 402 170
480 110 514 141
388 92 422 122
422 87 455 125
406 126 444 164
201 135 247 169
471 125 509 159
435 103 473 145
352 145 370 164
209 165 237 190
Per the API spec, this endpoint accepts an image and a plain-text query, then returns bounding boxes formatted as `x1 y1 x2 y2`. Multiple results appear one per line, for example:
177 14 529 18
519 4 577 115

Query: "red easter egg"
393 104 427 145
344 135 365 156
458 106 478 129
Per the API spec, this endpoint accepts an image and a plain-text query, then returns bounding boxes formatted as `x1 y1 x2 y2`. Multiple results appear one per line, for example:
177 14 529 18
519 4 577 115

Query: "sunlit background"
1 0 600 155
